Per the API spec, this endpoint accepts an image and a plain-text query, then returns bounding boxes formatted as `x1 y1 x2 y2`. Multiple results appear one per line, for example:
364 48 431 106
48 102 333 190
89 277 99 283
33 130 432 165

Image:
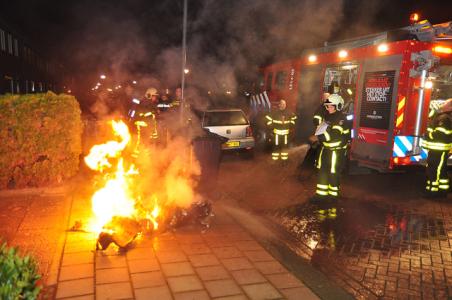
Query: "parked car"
202 109 255 157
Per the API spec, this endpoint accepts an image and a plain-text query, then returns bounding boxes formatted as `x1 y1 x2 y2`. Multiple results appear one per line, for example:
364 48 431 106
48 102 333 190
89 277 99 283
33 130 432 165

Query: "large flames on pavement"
83 119 211 250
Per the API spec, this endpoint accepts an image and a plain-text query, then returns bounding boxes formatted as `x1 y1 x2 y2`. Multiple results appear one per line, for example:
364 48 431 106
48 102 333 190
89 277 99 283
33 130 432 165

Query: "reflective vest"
317 111 350 150
421 112 452 151
265 109 297 134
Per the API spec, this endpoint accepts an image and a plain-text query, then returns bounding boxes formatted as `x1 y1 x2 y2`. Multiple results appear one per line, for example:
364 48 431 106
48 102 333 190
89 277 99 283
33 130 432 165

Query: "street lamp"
184 68 190 74
180 0 188 124
100 74 106 80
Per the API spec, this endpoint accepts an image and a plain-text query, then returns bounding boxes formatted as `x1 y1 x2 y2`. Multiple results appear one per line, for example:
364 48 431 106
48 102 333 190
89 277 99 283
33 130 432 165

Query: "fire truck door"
351 54 403 171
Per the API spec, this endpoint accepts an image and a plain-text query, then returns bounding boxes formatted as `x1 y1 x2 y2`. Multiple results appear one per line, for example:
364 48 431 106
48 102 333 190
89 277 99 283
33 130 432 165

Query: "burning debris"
82 119 213 251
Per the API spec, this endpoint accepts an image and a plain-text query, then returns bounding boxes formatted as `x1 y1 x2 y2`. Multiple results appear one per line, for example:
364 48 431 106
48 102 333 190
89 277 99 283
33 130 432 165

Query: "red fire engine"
251 17 452 171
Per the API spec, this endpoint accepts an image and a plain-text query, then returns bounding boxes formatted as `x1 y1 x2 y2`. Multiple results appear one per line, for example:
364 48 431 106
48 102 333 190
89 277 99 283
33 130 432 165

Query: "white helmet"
324 94 344 111
145 87 158 99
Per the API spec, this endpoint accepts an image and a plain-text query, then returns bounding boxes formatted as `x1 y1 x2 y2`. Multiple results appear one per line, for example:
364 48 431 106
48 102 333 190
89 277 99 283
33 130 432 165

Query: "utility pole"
180 0 188 124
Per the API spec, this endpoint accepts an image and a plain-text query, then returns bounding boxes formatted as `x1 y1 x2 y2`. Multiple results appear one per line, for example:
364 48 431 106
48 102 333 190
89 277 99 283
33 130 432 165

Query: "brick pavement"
46 193 320 300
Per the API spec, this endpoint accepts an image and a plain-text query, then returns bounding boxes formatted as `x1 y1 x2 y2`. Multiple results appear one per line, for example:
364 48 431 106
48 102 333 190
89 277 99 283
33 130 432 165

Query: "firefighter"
265 99 297 161
309 94 349 203
421 98 452 198
128 87 160 149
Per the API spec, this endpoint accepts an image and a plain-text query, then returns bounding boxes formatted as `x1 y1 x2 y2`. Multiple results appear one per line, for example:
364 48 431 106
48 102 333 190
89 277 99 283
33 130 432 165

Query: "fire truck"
250 16 452 171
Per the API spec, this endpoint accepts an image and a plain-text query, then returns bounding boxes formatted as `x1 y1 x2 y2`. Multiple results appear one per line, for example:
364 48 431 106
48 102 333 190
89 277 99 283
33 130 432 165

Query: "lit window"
14 39 18 56
0 29 5 51
7 33 12 54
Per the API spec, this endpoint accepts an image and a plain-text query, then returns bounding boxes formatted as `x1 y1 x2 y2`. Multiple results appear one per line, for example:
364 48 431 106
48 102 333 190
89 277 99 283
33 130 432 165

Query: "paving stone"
181 243 212 255
161 261 195 277
214 296 248 300
234 241 264 251
128 258 161 273
131 271 166 288
280 287 320 300
196 265 230 281
267 273 304 289
96 267 129 284
254 261 287 275
242 283 282 299
64 242 96 254
95 254 127 269
231 269 267 285
189 254 220 267
167 275 204 293
212 246 243 259
134 285 173 300
204 279 242 298
243 250 275 262
59 264 93 281
62 252 94 266
62 295 94 300
156 250 188 263
173 290 211 300
96 282 133 300
126 247 155 260
221 257 254 271
153 239 180 251
56 278 94 298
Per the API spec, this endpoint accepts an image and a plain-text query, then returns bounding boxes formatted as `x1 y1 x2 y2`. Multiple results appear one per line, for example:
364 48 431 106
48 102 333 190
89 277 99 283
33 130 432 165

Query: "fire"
84 120 131 172
148 195 160 230
84 120 160 234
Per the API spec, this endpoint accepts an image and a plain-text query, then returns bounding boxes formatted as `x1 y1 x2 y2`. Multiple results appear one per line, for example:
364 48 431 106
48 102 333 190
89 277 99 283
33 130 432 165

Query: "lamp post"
180 0 188 124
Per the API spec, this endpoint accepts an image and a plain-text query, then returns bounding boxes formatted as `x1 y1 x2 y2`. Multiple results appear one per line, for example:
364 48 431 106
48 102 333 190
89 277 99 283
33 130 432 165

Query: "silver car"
202 109 255 155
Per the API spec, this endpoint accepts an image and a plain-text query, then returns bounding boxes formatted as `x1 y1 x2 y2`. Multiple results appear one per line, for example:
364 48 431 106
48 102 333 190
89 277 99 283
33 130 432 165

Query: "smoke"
133 135 202 209
34 0 398 115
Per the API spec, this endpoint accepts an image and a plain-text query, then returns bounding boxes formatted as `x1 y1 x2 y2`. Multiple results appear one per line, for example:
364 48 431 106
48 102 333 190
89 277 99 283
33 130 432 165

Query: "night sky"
0 0 450 109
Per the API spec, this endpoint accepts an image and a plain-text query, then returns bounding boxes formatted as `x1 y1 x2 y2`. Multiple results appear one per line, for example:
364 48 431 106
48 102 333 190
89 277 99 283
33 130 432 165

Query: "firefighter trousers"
426 150 450 196
272 132 289 161
316 147 344 198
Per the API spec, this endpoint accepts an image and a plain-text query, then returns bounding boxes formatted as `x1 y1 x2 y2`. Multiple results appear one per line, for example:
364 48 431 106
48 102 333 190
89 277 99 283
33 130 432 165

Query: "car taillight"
246 126 253 137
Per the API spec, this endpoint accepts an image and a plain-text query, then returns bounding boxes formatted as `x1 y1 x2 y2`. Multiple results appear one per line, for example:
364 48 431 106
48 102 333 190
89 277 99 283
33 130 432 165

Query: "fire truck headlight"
425 81 433 89
308 55 317 63
338 50 348 58
377 44 389 53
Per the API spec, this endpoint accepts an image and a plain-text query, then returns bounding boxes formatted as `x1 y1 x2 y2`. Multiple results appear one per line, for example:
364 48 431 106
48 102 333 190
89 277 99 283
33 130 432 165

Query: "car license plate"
226 141 240 147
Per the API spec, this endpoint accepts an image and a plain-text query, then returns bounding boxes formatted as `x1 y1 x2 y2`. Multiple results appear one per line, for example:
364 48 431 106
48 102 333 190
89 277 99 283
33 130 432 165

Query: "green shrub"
0 92 82 188
0 243 41 300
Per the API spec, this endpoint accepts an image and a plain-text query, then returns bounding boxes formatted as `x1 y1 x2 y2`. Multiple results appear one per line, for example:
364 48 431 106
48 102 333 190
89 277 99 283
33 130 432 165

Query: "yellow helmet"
145 87 158 99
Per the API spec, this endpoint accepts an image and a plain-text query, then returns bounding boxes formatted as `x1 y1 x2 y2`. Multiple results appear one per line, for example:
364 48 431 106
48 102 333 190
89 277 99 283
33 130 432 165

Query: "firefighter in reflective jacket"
265 99 297 161
421 98 452 198
128 87 160 149
309 94 349 202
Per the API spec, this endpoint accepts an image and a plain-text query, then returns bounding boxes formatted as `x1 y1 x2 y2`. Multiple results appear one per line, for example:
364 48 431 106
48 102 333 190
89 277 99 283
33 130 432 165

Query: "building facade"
0 18 66 95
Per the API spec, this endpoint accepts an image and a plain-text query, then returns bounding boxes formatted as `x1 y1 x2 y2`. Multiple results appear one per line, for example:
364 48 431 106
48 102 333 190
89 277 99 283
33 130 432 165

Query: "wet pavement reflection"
269 200 452 299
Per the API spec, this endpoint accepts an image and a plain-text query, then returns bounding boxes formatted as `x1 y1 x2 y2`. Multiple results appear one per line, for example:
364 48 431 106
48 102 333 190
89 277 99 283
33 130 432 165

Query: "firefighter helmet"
145 87 159 99
324 94 344 111
440 98 452 113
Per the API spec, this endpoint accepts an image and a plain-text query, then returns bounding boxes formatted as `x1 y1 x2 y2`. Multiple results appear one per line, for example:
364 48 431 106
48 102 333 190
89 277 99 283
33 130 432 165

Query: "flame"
84 120 140 233
148 195 160 230
90 158 136 232
84 119 197 236
84 120 130 172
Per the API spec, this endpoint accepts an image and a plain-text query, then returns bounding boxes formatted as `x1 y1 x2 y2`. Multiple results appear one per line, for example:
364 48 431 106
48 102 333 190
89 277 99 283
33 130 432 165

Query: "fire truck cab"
251 18 452 171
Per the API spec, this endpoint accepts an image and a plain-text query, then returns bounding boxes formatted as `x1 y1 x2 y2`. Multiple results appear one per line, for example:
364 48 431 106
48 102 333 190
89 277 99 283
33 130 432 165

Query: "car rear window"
204 111 248 126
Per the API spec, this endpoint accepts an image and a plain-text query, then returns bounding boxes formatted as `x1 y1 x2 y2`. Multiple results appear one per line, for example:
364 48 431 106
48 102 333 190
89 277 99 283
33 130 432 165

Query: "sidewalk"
45 192 320 300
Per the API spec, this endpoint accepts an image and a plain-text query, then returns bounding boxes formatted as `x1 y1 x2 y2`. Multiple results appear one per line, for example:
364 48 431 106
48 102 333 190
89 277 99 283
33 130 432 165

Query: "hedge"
0 92 82 188
0 242 41 299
